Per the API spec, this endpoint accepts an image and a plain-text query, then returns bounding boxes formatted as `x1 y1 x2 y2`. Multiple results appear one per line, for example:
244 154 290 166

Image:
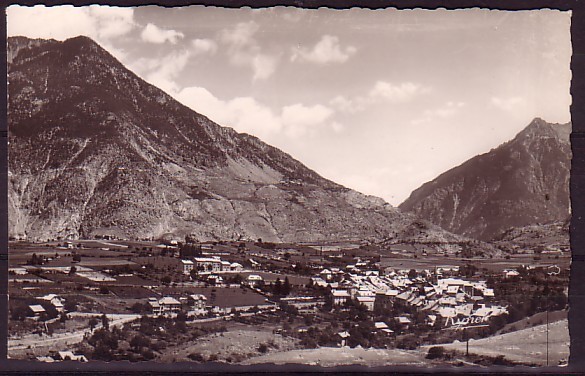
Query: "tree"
130 334 150 352
59 311 68 323
283 277 291 296
274 278 282 296
426 346 446 359
92 344 114 361
89 317 99 331
101 314 109 330
29 253 41 265
38 301 58 321
69 266 77 276
408 269 417 280
130 302 146 314
11 304 31 321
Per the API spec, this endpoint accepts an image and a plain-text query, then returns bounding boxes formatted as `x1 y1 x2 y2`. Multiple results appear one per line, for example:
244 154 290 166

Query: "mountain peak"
400 117 571 241
10 35 450 244
517 117 571 144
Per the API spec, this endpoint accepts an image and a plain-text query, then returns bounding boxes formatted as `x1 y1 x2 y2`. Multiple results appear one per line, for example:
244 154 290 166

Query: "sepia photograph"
5 5 572 367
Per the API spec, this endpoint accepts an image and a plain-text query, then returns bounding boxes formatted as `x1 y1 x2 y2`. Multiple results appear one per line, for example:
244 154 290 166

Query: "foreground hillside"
400 118 571 241
422 319 569 366
8 36 461 244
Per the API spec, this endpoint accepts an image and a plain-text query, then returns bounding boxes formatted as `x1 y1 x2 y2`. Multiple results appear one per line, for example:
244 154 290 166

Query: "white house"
57 351 88 362
188 294 208 310
374 321 389 330
356 296 375 311
338 331 350 346
246 274 264 287
149 296 182 315
147 298 162 315
159 296 182 314
207 274 224 285
29 304 46 319
194 257 222 273
38 294 65 312
181 259 194 275
504 269 520 278
331 289 350 306
230 262 243 271
396 316 411 328
320 269 333 281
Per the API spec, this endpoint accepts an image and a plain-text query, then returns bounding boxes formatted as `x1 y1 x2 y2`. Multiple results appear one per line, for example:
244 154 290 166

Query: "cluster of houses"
147 293 224 316
313 264 508 329
27 294 66 319
145 292 276 317
37 351 88 363
180 257 243 275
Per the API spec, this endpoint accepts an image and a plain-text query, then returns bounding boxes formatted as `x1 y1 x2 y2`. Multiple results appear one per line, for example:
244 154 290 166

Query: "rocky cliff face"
8 35 460 244
399 118 571 241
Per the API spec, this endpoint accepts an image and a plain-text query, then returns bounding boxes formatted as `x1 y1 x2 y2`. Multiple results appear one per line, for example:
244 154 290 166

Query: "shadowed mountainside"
400 118 571 241
8 35 465 245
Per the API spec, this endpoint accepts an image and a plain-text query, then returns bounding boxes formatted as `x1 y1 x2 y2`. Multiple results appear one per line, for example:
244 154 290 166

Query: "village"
8 236 570 365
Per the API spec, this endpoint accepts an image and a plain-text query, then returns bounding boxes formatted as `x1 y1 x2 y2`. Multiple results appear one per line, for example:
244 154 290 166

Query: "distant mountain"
493 220 569 253
399 118 571 241
8 35 463 244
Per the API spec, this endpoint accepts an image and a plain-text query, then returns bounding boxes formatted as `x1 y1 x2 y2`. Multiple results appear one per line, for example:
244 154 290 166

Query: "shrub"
188 353 205 362
426 346 445 359
258 343 269 353
141 349 155 360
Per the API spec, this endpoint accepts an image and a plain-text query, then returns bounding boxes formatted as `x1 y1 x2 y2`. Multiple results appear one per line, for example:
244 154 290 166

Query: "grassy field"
421 319 569 366
380 253 570 273
242 346 431 367
158 323 298 363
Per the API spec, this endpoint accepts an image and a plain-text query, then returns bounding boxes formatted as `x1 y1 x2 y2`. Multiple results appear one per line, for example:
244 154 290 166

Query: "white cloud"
490 96 527 111
173 86 338 140
369 81 430 103
7 5 136 61
192 38 218 55
141 23 184 44
291 35 356 64
281 104 334 138
130 50 191 94
218 21 279 80
411 101 466 125
330 81 430 114
88 6 135 39
8 5 135 41
329 95 366 114
175 87 281 139
250 54 278 81
219 21 259 48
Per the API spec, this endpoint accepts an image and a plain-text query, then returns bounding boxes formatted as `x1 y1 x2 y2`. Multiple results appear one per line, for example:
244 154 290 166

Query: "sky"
7 6 572 205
